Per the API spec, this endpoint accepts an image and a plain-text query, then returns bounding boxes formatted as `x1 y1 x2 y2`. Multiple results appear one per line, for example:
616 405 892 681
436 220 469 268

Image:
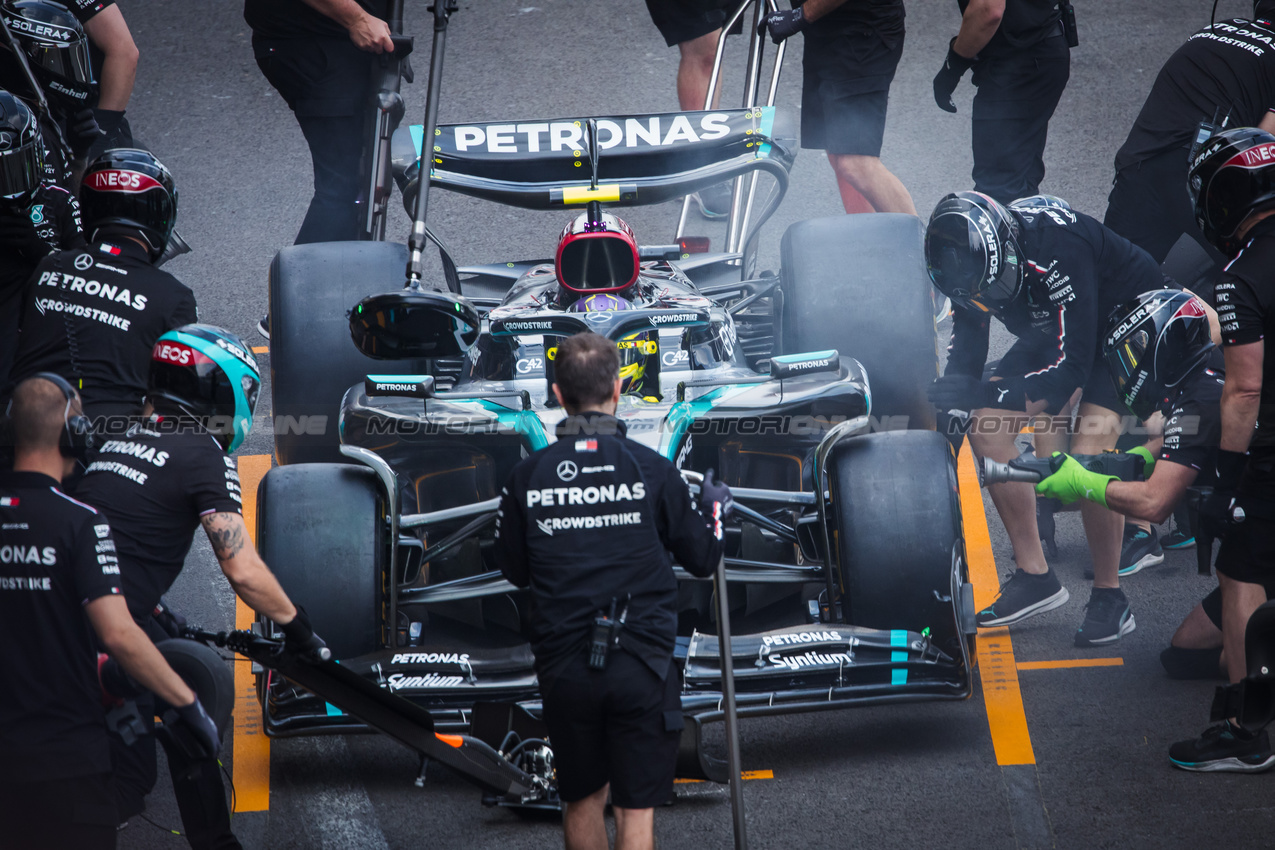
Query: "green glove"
1034 453 1118 508
1127 445 1157 478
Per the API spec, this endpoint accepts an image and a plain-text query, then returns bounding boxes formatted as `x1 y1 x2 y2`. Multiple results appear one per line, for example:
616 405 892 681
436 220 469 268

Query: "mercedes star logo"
74 254 94 271
557 460 578 481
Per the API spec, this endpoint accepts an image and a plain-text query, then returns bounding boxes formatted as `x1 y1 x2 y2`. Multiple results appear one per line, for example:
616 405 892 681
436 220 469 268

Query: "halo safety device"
80 148 178 261
148 324 261 454
924 191 1024 314
1103 289 1215 420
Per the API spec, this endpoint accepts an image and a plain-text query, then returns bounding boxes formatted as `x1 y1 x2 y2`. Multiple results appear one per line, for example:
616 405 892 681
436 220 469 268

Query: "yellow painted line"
251 345 269 354
1017 658 1123 671
233 454 273 812
957 445 1036 767
674 769 774 785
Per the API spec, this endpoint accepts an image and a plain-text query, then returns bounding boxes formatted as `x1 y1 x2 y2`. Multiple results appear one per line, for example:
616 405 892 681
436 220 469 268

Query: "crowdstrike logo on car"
503 320 554 332
649 313 700 325
84 169 163 194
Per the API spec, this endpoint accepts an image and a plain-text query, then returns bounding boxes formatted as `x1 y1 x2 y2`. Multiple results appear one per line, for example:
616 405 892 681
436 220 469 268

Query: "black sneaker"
1162 525 1196 550
1118 524 1165 576
1074 587 1135 647
257 313 270 341
1169 721 1275 773
976 569 1070 627
694 182 732 219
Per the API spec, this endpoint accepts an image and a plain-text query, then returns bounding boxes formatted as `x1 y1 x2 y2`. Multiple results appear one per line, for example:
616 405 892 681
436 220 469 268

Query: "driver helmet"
1 1 98 113
568 293 652 395
555 210 640 297
0 89 43 204
148 324 261 454
1009 194 1071 214
1103 289 1214 420
924 191 1024 314
80 148 178 261
1188 126 1275 256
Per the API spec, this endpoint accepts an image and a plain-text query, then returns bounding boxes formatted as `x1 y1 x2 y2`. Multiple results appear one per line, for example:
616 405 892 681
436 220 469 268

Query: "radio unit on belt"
588 596 629 671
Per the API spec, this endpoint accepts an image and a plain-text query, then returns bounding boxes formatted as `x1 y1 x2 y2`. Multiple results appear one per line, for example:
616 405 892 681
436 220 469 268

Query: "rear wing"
393 107 796 210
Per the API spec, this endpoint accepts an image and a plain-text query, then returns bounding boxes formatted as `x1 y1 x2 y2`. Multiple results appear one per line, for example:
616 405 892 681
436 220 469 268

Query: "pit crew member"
931 0 1072 204
8 149 195 422
925 191 1164 646
244 0 393 245
1166 127 1275 772
759 0 915 214
1104 2 1275 266
0 374 217 850
0 90 82 391
73 324 326 844
493 332 729 850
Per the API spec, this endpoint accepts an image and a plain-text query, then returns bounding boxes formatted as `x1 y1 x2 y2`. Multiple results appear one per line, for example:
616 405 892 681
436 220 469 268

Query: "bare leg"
1070 403 1123 589
1172 602 1224 650
564 784 610 850
827 153 916 215
613 806 655 850
676 30 723 111
968 408 1049 575
1219 573 1268 683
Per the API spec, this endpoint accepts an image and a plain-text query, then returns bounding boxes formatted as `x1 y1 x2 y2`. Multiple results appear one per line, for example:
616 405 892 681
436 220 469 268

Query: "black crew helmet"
1188 126 1275 256
80 149 177 260
1257 1 1275 20
924 191 1024 315
1103 289 1215 420
0 88 43 204
149 324 262 454
1 0 97 113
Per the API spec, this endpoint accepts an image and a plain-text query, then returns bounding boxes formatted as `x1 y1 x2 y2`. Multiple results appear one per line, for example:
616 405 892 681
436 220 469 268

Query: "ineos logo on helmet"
84 169 162 194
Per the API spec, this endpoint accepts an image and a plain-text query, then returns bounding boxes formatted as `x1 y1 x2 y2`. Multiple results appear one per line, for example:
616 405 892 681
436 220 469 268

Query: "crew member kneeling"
493 332 729 850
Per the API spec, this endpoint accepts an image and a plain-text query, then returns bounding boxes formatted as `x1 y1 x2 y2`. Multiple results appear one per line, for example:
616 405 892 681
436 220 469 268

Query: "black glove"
700 467 734 524
167 696 221 760
933 38 975 113
927 375 1017 414
0 210 50 262
280 605 330 662
67 108 103 159
758 7 806 43
152 597 187 640
1200 450 1248 541
91 108 133 152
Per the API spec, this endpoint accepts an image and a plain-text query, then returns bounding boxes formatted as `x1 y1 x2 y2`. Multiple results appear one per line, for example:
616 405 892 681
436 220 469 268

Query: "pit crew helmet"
80 149 177 261
1103 289 1214 420
555 210 640 296
924 191 1024 314
1257 1 1275 20
0 89 43 205
568 293 652 395
148 324 261 454
1 1 98 112
1188 126 1275 256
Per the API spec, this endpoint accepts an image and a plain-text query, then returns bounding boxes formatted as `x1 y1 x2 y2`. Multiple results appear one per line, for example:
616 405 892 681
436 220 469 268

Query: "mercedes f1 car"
250 0 976 809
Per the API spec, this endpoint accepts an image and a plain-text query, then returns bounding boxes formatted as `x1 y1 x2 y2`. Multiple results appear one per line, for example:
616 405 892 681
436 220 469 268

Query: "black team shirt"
75 417 243 620
0 471 123 781
1214 216 1275 448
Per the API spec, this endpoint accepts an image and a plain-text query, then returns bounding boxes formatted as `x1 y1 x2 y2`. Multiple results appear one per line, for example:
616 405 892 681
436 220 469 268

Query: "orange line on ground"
1017 658 1124 671
674 769 774 785
232 454 273 812
251 346 268 354
957 445 1036 767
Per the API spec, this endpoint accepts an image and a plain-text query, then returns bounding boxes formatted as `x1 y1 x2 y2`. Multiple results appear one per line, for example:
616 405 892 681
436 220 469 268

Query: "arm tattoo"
202 512 246 561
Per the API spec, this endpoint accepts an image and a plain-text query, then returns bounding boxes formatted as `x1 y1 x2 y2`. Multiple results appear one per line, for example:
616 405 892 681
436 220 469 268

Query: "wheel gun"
979 451 1149 487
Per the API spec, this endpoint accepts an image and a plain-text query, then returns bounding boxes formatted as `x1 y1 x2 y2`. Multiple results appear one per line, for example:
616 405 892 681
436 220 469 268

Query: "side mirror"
350 288 481 359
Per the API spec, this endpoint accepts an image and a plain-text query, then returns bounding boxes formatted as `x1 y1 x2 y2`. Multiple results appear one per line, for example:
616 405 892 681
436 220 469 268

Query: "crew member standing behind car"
925 192 1163 647
0 90 82 391
62 0 139 155
1104 3 1275 267
244 0 393 246
759 0 915 214
1166 127 1275 773
494 332 729 850
0 374 219 850
73 324 327 848
7 149 195 422
931 0 1072 205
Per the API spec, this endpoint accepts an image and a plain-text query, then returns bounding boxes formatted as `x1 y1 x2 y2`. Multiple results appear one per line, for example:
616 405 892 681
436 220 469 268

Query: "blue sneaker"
1118 525 1164 576
1170 722 1275 773
1162 526 1196 549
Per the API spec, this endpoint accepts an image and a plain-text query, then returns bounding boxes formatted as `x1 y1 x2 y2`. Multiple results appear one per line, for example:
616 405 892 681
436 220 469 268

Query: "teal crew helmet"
149 324 261 453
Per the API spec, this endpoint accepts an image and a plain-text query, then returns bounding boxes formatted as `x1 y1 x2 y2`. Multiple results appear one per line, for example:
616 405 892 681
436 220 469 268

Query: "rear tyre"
830 430 968 661
270 241 432 465
258 463 385 660
780 214 938 429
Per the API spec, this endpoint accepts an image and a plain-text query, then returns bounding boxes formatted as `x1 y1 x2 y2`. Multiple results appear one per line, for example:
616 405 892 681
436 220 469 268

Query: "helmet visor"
0 139 42 202
1208 153 1275 240
1107 327 1153 406
926 213 1020 312
27 37 95 89
150 353 233 416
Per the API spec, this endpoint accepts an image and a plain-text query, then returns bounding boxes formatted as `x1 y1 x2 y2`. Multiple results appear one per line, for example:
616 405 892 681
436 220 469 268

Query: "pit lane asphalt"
120 2 1274 848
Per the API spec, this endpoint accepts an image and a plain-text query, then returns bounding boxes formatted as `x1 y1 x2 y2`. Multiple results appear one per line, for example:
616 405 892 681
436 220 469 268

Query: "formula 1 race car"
250 1 976 807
